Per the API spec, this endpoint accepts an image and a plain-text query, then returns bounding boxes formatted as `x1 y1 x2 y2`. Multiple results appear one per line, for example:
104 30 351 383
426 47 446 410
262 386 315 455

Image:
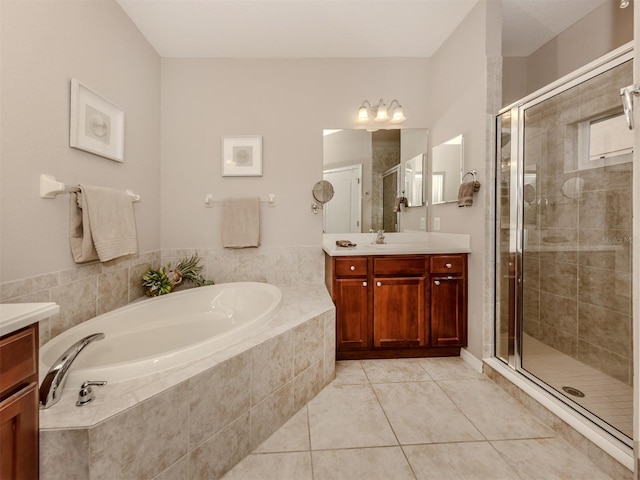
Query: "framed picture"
69 78 125 162
222 135 262 176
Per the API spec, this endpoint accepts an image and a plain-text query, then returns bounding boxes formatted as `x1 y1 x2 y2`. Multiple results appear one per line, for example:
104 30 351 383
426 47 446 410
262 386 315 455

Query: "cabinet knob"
434 280 441 286
376 281 382 287
362 281 367 287
350 265 356 271
445 263 452 268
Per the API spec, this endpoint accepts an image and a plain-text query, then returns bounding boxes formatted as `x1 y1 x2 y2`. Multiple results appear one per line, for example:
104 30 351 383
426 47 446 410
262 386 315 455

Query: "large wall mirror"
431 134 463 205
322 128 428 233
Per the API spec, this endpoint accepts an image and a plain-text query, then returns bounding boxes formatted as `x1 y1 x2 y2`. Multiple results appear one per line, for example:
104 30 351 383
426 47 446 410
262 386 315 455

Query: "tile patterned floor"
221 358 618 480
522 334 633 438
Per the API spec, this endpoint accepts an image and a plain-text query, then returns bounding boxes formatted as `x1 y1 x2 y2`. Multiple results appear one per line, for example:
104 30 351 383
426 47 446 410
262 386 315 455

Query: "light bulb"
375 103 388 122
358 106 369 122
391 107 406 123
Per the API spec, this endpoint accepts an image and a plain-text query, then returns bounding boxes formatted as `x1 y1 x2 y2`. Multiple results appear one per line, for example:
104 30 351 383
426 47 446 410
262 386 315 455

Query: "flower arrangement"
142 254 214 297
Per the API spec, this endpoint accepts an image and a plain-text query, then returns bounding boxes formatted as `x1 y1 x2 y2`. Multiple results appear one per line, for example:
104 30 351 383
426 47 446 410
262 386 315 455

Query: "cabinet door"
431 276 466 346
335 278 370 350
373 277 425 348
0 383 39 480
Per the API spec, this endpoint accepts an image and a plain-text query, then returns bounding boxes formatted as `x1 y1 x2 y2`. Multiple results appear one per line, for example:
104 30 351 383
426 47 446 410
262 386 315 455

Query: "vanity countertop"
0 302 59 337
323 232 471 256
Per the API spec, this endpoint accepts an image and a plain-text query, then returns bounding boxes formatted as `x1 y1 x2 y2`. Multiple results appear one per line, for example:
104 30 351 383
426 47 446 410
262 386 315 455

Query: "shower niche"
495 46 634 445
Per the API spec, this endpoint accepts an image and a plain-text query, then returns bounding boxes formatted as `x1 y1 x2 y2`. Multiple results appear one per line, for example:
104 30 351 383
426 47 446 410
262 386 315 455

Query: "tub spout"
39 332 105 409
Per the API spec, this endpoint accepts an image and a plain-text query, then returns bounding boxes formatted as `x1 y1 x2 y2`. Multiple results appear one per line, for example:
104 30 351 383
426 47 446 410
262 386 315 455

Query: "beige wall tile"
251 331 293 406
250 382 295 450
40 429 89 480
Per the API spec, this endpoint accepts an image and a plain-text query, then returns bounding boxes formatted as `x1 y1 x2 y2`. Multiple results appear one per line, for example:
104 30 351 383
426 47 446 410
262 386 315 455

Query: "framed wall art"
222 135 262 176
69 78 125 162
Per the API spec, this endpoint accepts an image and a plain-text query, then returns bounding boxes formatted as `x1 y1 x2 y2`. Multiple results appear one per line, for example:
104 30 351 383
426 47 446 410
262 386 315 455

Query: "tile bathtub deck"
222 358 619 480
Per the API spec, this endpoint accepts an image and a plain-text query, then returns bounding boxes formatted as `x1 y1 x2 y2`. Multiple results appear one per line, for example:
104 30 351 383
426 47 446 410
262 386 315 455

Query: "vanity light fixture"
357 99 406 124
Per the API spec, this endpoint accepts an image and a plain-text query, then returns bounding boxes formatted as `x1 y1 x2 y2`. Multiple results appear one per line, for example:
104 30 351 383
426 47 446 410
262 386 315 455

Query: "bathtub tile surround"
39 283 335 480
0 246 324 347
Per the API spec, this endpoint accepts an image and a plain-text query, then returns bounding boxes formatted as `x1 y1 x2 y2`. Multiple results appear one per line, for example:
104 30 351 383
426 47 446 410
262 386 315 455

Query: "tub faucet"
374 230 386 244
39 332 105 409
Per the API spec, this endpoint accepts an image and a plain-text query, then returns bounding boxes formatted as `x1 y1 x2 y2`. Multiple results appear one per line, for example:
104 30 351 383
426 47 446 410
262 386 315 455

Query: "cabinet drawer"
373 256 425 276
0 326 37 398
335 257 368 277
430 255 465 274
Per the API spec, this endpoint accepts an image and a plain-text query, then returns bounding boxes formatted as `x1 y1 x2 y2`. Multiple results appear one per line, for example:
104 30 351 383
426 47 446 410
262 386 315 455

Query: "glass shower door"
495 51 634 444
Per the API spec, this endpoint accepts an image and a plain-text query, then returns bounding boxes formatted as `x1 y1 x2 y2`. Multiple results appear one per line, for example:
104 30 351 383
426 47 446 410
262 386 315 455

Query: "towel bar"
40 174 141 202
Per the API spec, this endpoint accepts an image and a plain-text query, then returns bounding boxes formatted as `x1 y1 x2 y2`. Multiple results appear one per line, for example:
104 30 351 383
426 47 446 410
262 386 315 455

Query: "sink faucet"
39 332 105 409
374 230 386 244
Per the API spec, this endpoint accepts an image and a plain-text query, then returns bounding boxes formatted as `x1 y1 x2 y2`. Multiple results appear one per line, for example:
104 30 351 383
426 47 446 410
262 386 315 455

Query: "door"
335 278 370 350
431 276 466 346
323 165 362 233
373 277 425 347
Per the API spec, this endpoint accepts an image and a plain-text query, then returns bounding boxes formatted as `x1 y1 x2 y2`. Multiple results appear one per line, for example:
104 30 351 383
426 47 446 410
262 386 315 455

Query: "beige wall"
0 0 161 282
503 0 633 106
160 58 430 250
428 0 501 359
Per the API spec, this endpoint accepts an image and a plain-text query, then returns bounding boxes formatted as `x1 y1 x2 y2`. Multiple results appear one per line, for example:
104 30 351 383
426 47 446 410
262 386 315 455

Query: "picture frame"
222 135 262 176
69 78 125 162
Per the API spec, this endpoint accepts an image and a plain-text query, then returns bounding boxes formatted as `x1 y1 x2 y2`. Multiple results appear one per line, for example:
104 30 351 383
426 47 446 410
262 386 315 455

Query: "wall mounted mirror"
322 128 428 233
311 180 335 214
431 134 463 205
405 154 424 207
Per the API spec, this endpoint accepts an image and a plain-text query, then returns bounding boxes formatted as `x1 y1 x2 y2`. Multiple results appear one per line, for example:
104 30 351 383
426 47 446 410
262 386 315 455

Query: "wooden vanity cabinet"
0 323 39 480
372 256 426 348
326 253 467 360
332 257 370 351
430 255 467 347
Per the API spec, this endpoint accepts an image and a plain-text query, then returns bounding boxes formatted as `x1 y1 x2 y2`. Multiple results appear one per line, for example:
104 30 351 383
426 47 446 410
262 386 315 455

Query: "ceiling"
116 0 611 59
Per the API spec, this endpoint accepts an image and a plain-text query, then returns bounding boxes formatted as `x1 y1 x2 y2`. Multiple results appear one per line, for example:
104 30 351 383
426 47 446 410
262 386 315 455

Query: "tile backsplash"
0 246 325 345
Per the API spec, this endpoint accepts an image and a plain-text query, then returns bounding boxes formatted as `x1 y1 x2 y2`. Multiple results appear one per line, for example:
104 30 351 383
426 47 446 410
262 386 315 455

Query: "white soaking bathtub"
39 282 282 388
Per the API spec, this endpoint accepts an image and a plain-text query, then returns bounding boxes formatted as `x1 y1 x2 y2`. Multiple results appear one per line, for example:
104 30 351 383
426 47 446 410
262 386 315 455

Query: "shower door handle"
620 83 640 130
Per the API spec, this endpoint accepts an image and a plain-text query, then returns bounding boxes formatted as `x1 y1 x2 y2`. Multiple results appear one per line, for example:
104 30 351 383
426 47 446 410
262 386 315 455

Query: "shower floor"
522 334 632 439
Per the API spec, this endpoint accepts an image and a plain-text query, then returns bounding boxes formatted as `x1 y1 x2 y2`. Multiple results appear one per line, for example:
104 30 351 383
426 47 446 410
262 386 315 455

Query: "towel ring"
462 170 477 182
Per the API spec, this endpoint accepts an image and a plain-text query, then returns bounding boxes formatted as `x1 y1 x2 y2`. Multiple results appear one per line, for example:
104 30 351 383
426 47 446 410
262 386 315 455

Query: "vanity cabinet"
326 253 467 360
0 323 39 480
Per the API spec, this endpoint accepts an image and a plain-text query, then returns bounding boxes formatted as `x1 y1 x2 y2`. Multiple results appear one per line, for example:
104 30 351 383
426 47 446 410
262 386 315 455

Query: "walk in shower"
495 46 634 445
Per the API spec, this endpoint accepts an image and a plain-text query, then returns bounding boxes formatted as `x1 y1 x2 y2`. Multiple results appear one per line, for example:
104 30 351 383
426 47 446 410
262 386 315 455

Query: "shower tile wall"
0 246 325 345
522 61 633 384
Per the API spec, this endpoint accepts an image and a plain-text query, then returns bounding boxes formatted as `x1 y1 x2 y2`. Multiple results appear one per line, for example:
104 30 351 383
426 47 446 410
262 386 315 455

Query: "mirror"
405 154 424 207
312 180 335 203
322 128 428 233
431 135 463 205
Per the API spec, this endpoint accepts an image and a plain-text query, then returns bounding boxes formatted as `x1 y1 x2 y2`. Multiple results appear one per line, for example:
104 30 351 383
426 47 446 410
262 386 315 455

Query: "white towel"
222 197 260 248
69 185 138 263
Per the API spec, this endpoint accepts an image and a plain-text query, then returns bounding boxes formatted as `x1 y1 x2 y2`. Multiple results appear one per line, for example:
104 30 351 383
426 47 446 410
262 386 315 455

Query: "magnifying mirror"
312 180 334 214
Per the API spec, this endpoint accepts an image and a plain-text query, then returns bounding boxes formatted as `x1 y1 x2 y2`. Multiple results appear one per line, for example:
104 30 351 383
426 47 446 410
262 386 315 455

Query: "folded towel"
222 197 260 248
457 180 481 207
69 185 138 263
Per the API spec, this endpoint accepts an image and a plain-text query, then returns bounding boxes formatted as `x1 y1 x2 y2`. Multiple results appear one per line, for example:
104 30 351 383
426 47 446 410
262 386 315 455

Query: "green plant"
141 254 214 297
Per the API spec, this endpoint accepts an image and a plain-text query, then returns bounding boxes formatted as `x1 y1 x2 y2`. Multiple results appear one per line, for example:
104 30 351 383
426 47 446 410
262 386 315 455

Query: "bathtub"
39 282 282 388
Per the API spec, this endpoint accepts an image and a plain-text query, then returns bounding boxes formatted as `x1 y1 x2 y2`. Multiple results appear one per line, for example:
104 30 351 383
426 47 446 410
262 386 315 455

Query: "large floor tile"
221 451 312 480
417 357 484 381
403 441 521 480
491 438 616 480
308 384 397 450
361 358 432 383
252 406 309 454
332 361 369 385
373 381 484 444
438 378 555 440
312 447 414 480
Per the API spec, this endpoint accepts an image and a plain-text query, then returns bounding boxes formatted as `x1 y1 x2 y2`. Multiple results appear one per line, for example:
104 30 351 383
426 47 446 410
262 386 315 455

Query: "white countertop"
323 232 471 256
0 302 59 337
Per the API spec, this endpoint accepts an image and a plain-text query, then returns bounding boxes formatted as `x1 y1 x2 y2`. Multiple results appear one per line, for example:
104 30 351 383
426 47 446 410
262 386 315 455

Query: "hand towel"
457 180 481 207
222 197 260 248
69 185 138 263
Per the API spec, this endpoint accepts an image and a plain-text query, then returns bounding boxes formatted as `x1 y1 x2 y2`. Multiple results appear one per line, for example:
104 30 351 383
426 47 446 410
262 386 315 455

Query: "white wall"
160 58 430 249
0 0 161 282
427 0 501 360
400 129 429 231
